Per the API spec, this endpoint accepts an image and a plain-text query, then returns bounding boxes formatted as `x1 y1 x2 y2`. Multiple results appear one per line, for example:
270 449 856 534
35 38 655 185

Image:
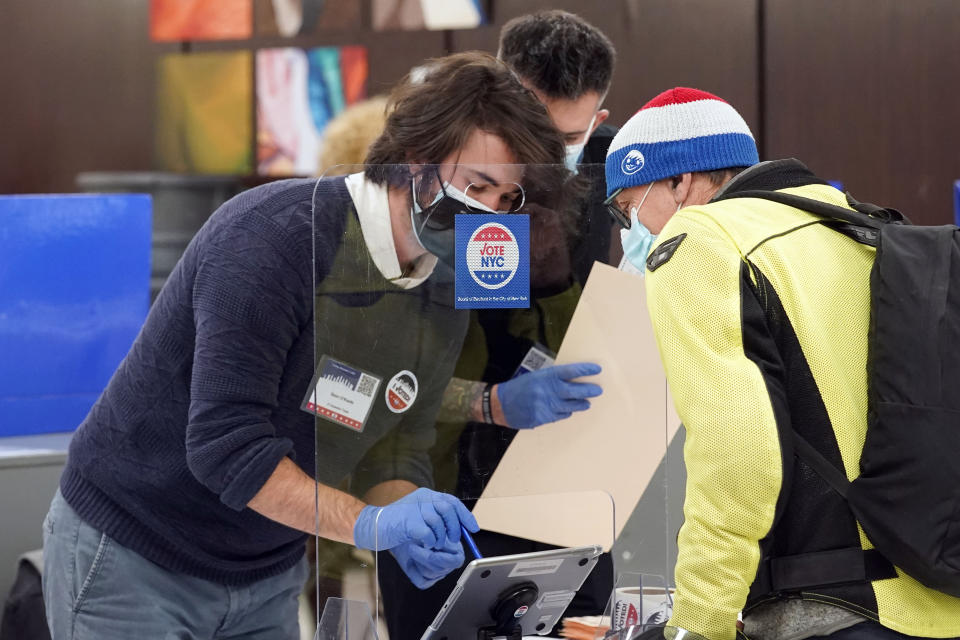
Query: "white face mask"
412 180 498 216
442 182 497 213
563 114 597 173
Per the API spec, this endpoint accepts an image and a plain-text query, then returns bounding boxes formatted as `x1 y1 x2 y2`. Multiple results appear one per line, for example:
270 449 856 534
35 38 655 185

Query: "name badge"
617 253 645 277
301 355 381 432
512 343 556 379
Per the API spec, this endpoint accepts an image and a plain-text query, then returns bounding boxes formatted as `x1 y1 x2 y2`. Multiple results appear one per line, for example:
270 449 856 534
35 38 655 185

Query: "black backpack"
725 189 960 597
0 552 51 640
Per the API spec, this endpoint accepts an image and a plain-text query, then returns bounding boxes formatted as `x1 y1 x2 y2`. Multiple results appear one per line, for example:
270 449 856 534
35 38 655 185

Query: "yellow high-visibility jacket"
646 160 960 640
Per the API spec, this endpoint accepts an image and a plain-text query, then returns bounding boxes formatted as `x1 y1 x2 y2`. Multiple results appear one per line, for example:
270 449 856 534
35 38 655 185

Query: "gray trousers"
42 489 308 640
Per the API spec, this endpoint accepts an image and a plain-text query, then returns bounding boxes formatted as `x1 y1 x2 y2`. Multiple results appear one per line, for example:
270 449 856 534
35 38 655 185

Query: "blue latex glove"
390 538 466 589
496 362 603 429
353 487 479 551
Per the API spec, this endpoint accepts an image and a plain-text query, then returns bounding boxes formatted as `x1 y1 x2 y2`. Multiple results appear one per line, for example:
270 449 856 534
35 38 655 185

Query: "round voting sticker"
466 222 520 290
385 370 418 413
513 605 529 619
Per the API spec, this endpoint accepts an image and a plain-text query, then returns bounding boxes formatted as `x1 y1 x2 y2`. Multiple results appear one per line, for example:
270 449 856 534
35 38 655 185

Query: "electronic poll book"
420 545 603 640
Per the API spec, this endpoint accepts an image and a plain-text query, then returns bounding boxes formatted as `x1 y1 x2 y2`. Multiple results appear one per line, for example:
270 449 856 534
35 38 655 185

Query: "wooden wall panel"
18 0 960 224
0 0 155 194
188 29 447 98
0 2 446 195
765 0 960 225
0 1 757 195
453 0 760 132
363 31 447 94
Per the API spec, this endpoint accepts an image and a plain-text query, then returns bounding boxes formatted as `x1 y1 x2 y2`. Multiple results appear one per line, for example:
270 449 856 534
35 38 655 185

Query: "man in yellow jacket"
604 87 960 640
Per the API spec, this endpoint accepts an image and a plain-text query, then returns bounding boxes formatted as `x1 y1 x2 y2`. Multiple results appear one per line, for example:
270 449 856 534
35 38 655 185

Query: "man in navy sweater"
41 52 568 640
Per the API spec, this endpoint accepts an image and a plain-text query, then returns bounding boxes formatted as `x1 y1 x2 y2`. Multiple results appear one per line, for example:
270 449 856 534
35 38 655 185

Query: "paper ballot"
472 262 681 550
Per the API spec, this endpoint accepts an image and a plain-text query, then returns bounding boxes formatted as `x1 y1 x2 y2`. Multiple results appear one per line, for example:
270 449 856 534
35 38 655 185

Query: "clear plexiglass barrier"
306 164 682 640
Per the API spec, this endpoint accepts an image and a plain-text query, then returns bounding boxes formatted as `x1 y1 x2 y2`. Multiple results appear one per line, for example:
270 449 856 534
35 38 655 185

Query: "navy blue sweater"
62 177 467 585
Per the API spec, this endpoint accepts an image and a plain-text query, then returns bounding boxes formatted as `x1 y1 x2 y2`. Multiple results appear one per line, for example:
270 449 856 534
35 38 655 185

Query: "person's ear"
671 173 693 205
592 109 610 133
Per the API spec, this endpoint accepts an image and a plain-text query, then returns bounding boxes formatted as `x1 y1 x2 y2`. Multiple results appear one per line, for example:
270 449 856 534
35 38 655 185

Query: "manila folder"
472 262 681 550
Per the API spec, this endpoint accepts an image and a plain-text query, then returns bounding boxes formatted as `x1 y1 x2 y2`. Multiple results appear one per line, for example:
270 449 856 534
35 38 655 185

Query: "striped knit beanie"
605 87 759 197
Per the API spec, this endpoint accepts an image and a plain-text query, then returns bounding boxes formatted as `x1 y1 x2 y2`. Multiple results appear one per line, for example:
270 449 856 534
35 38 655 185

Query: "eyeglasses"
414 170 526 231
603 188 631 229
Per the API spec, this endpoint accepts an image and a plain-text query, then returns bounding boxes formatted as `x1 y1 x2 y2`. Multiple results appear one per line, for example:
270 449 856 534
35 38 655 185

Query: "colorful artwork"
257 47 368 176
150 0 253 41
155 51 253 174
372 0 487 31
254 0 361 37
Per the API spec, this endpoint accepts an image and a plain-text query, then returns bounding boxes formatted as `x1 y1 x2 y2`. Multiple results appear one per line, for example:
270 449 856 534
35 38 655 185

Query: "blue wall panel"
954 180 959 226
0 194 151 436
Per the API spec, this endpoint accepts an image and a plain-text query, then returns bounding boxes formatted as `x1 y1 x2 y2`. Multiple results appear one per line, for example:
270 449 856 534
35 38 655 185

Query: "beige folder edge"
472 262 681 551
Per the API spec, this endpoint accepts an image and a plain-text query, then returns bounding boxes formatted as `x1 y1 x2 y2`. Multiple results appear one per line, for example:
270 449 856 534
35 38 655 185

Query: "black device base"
476 624 523 640
474 581 540 640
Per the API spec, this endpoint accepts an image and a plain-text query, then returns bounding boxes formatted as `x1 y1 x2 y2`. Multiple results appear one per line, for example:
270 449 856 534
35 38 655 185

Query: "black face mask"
410 202 464 268
409 179 471 268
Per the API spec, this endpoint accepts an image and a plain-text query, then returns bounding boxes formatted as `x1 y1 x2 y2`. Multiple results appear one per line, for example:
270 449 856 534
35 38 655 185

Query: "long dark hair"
364 52 566 186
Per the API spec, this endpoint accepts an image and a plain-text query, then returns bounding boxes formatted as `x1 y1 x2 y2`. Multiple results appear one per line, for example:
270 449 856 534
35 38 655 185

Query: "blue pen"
461 525 483 559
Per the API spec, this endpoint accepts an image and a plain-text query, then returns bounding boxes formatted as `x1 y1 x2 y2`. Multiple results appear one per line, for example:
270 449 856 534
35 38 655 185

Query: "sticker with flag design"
455 214 529 309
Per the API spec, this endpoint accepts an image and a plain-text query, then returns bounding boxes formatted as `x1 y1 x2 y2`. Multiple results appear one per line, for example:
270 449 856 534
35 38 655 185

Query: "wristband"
481 383 495 424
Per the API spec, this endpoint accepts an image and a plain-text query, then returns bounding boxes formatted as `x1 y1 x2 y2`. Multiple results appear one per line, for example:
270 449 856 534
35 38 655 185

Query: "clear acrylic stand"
315 597 379 640
600 572 673 639
307 162 670 639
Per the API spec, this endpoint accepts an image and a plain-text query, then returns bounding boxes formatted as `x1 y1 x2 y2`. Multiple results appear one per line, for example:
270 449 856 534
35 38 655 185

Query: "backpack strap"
752 547 899 594
790 431 851 499
752 429 898 591
716 189 908 247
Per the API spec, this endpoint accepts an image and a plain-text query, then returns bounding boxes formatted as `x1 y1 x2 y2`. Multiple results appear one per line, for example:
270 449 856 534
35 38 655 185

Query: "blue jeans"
42 489 308 640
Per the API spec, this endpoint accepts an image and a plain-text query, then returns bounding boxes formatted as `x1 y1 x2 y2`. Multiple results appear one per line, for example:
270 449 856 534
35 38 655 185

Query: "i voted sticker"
385 370 418 413
302 356 380 432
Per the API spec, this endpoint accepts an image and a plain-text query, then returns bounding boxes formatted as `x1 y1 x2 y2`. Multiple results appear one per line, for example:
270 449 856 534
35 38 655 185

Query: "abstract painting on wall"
254 0 361 37
150 0 253 41
372 0 487 31
155 51 253 174
257 46 368 176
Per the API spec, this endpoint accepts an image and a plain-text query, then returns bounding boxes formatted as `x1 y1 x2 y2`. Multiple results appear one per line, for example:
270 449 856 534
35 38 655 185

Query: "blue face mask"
563 143 585 173
619 183 657 275
562 115 596 173
619 183 686 276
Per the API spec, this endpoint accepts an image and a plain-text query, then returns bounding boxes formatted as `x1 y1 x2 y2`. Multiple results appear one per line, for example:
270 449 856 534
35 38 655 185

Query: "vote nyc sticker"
455 214 529 309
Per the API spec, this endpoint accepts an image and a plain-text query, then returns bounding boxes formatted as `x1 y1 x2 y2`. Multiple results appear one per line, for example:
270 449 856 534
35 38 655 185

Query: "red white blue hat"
605 87 759 197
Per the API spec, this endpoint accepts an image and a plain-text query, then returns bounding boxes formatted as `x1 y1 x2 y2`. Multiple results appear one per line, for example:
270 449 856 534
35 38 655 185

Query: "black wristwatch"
481 383 496 424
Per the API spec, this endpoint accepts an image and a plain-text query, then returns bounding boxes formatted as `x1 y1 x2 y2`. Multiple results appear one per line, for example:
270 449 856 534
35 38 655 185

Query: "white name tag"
617 254 645 277
302 355 381 432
